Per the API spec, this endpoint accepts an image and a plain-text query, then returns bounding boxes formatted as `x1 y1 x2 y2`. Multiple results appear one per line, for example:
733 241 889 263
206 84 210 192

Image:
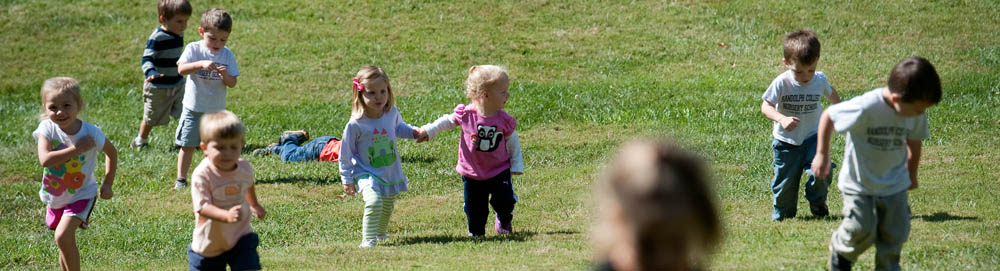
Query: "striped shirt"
141 27 184 88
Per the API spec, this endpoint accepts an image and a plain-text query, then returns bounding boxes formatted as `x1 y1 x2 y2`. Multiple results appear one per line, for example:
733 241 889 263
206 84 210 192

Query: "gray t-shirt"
762 70 834 145
178 40 240 113
827 88 929 196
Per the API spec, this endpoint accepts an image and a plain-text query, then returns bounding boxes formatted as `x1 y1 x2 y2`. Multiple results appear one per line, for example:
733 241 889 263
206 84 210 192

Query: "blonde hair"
350 66 394 120
594 139 720 271
464 65 508 101
199 110 245 143
39 77 84 120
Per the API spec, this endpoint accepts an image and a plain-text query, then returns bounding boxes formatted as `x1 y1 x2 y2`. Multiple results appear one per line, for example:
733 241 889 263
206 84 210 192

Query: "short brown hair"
199 110 245 143
200 8 232 33
594 139 720 270
158 0 192 20
783 29 821 65
888 57 942 104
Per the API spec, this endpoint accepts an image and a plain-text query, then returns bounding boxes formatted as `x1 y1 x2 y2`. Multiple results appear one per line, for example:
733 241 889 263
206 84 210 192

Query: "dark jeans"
187 232 261 271
463 169 517 236
274 135 336 162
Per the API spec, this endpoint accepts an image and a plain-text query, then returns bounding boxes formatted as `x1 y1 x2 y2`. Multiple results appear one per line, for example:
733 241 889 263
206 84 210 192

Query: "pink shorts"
46 197 96 230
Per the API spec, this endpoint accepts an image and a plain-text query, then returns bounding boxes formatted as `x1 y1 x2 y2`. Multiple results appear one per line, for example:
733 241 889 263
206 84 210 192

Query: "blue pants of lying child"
272 133 338 162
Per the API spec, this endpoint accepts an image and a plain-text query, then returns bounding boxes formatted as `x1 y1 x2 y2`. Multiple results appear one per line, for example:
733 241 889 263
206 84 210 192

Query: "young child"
593 139 719 271
187 110 266 270
420 65 524 237
252 130 342 163
174 8 239 189
812 57 941 270
130 0 192 149
760 29 841 221
338 66 423 247
33 77 118 271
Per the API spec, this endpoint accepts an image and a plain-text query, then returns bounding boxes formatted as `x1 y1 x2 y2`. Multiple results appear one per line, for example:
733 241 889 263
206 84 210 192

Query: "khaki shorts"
143 84 185 126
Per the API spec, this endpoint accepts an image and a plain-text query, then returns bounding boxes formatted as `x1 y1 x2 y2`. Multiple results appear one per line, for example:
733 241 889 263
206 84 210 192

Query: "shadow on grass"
401 154 437 164
798 214 843 222
257 176 339 185
543 230 580 235
912 212 979 222
391 231 537 246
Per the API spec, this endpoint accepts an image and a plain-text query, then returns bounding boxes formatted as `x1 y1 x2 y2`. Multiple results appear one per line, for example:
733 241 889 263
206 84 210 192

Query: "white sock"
135 136 147 144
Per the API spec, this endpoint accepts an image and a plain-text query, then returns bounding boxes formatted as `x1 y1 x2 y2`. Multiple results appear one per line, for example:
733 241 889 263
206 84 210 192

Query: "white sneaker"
376 233 391 241
174 179 188 190
359 239 377 248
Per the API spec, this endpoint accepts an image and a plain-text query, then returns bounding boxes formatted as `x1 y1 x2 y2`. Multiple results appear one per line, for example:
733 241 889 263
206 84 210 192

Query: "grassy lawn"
2 0 999 270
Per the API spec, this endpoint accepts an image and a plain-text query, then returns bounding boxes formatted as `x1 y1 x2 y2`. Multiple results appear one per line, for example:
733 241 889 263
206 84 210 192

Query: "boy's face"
784 59 817 85
198 28 230 53
891 98 935 117
160 14 190 35
200 137 243 171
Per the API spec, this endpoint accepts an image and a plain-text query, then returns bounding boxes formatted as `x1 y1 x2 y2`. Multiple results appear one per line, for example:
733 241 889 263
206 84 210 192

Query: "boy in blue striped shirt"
131 0 192 149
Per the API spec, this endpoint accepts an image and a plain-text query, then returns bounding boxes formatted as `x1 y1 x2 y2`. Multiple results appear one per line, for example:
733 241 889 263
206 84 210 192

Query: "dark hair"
783 29 821 65
158 0 192 20
888 57 942 104
200 8 232 32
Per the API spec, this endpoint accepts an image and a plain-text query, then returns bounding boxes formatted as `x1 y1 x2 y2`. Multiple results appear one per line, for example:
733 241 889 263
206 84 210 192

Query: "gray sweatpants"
830 190 910 271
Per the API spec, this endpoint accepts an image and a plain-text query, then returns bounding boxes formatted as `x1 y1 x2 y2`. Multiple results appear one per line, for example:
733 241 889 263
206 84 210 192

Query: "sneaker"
467 232 483 238
174 178 188 190
495 216 512 234
376 233 391 241
129 137 148 149
278 130 309 145
829 252 852 271
359 239 377 248
252 143 278 156
810 202 830 217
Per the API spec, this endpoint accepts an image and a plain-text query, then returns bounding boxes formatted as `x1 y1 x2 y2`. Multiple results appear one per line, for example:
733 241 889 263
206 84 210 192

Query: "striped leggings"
361 186 396 241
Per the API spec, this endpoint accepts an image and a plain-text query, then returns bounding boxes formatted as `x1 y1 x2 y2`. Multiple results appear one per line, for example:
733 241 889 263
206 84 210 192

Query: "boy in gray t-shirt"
761 29 841 221
812 57 941 271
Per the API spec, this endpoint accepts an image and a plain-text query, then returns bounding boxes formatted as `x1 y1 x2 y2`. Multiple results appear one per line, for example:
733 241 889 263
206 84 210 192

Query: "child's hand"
414 128 429 142
75 136 96 153
225 205 242 223
811 155 830 181
100 182 113 199
145 74 165 84
198 60 217 71
779 116 800 131
214 64 227 75
343 183 357 196
251 204 267 220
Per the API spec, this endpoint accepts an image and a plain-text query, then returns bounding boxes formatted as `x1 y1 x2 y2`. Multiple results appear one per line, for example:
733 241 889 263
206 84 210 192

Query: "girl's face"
481 76 510 111
43 91 81 130
361 79 389 117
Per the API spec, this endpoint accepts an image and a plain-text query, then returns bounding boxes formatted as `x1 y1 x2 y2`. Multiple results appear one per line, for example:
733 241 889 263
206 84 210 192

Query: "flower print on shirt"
41 139 86 195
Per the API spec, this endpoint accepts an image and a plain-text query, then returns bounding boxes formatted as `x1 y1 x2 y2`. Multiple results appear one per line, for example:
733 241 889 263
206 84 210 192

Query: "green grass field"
2 0 999 270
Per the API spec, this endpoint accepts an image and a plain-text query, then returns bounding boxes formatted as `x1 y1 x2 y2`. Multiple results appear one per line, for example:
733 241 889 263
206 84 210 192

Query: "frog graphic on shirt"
367 128 396 168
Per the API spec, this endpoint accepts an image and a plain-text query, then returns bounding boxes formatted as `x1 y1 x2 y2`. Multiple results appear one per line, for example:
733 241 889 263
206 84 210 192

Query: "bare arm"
246 185 266 219
906 140 922 190
217 66 237 88
761 100 799 131
811 111 835 178
827 87 842 104
177 60 214 76
100 138 117 199
36 136 94 168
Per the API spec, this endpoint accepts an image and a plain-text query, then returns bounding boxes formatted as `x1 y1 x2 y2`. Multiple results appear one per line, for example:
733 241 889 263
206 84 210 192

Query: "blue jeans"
770 134 833 220
463 169 517 236
187 232 261 271
274 135 335 162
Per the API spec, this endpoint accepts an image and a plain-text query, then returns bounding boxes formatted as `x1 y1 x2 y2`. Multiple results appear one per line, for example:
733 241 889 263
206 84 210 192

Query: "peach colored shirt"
190 159 254 257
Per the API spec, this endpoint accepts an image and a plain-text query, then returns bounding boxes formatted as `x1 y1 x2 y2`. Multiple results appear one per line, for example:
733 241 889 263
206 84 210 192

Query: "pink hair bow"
352 77 365 92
